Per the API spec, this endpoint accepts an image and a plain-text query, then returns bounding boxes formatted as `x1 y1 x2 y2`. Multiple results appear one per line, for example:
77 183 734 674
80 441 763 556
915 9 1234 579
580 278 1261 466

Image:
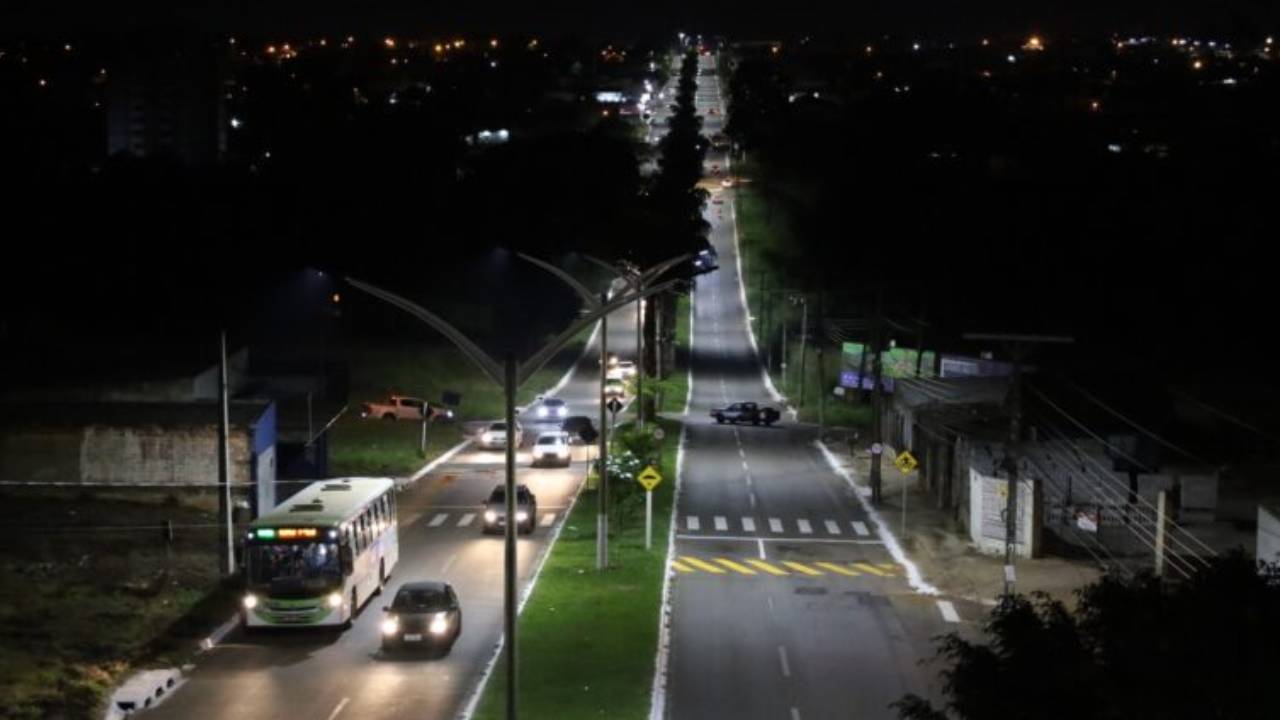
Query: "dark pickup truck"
710 402 781 426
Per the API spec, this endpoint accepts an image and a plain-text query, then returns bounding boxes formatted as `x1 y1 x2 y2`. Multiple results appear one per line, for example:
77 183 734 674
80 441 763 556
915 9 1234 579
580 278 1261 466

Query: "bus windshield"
248 542 342 595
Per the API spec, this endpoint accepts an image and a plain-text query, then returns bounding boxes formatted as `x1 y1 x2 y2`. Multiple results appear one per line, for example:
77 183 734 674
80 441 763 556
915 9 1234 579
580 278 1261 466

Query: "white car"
604 379 627 399
615 360 637 379
606 366 626 381
478 421 523 450
534 397 568 421
531 431 572 468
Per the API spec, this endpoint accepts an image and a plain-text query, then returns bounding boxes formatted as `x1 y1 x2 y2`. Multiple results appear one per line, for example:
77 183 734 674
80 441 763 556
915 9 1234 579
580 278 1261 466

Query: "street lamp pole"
598 291 609 569
346 275 678 718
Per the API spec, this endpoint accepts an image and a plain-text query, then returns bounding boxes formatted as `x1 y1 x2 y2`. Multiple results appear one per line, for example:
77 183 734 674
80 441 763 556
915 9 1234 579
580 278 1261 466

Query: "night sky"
3 1 1276 38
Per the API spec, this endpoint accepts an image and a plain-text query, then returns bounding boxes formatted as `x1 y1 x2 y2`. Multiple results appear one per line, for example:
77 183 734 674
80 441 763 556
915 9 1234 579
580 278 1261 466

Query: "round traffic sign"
871 442 883 455
653 427 666 441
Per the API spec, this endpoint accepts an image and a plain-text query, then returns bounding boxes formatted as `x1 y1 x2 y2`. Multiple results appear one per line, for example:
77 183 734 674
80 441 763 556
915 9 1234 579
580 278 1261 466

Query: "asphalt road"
663 54 973 720
143 301 641 720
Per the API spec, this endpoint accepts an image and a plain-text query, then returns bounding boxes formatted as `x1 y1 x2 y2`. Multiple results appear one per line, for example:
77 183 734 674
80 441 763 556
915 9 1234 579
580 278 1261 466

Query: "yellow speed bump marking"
780 561 823 576
879 563 898 571
672 560 694 573
853 563 890 576
814 562 861 577
680 556 727 574
714 558 758 575
746 559 790 576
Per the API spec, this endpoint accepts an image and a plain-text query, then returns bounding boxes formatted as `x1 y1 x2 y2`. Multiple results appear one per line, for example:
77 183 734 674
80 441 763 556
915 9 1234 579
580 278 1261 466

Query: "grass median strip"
473 416 680 720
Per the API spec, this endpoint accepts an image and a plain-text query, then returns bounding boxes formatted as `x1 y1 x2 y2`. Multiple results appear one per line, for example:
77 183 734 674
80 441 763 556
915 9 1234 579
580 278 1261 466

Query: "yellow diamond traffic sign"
637 465 663 492
894 451 919 474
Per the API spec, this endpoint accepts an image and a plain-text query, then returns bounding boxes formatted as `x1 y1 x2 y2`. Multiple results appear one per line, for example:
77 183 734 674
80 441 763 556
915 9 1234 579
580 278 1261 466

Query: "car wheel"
752 418 760 426
715 415 724 424
382 413 396 421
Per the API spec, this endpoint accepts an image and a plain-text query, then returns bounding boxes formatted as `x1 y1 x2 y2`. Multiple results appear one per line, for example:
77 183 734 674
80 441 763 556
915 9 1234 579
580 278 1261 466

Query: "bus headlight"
381 616 399 636
429 612 450 636
327 592 343 609
484 511 497 523
243 593 258 610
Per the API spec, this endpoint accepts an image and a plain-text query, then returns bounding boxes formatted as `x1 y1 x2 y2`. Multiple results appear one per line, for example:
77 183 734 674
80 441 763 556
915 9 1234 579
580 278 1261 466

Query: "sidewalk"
826 438 1103 608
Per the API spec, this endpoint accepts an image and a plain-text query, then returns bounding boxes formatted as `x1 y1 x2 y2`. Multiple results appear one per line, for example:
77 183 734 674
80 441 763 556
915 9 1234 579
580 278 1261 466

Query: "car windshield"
489 487 531 503
543 399 564 407
248 542 341 593
537 435 563 445
489 422 507 431
392 587 449 612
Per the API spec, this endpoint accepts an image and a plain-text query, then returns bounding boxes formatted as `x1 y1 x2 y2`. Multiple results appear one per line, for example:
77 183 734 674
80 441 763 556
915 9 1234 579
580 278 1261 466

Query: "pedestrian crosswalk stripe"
714 516 728 531
815 562 861 577
428 513 448 527
714 558 757 575
742 517 756 532
769 518 783 533
457 513 476 527
853 563 889 576
673 560 694 573
746 559 789 576
852 521 870 536
687 516 701 531
680 556 726 574
781 561 822 576
797 519 813 535
540 513 556 527
824 520 841 535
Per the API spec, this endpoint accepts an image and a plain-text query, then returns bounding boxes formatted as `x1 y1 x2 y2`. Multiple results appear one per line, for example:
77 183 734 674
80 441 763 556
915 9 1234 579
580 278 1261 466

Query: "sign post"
637 465 663 550
894 450 918 535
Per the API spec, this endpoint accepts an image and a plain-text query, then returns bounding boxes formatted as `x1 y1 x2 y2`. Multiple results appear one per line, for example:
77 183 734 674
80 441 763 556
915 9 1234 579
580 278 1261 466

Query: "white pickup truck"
361 395 429 421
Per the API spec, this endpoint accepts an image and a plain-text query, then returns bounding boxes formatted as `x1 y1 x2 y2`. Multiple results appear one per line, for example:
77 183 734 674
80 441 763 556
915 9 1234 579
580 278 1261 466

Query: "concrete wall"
0 425 251 487
1258 506 1280 566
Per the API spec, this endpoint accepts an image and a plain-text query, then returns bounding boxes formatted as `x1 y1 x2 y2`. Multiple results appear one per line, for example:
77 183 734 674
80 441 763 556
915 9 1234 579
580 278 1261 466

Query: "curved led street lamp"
346 272 680 720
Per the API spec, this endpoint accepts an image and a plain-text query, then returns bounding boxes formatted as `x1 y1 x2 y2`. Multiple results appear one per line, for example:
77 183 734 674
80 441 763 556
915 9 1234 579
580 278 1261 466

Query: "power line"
1166 387 1280 445
1062 381 1216 469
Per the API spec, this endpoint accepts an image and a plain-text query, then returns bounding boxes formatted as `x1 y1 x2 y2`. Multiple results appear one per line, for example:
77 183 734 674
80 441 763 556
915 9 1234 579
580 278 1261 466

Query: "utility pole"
816 291 826 435
797 296 809 408
636 281 644 430
599 291 610 570
781 303 789 388
963 333 1073 598
869 290 885 506
503 355 518 720
218 331 236 575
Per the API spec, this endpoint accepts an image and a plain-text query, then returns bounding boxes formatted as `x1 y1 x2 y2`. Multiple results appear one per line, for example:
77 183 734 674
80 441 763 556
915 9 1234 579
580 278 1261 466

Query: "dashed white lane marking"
540 513 555 527
748 493 758 509
938 600 961 623
778 646 792 678
769 517 784 533
757 538 767 560
327 698 350 720
714 516 728 531
741 517 756 532
687 516 701 531
457 513 476 527
824 520 841 535
852 521 870 536
797 519 813 535
791 708 802 720
428 513 448 527
441 553 459 575
741 460 750 473
738 446 746 459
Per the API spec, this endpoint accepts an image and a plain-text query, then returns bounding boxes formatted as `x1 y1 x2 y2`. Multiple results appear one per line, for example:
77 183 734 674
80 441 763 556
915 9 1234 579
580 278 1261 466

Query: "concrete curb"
648 424 688 720
103 669 183 720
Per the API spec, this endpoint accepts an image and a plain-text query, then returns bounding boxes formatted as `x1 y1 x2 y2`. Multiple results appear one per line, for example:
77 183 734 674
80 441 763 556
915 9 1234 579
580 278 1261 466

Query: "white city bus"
242 477 399 628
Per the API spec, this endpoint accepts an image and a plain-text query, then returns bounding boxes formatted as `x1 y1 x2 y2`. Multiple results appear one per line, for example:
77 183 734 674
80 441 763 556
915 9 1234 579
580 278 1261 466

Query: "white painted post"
645 490 653 550
1155 489 1168 577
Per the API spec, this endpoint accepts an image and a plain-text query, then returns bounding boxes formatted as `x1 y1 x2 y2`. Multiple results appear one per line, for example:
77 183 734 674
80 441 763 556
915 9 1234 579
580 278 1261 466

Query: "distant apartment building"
106 41 227 164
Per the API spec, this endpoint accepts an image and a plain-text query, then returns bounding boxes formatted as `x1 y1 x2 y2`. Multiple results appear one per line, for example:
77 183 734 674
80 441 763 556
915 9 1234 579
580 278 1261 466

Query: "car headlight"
484 510 498 523
243 593 258 610
556 407 566 416
537 407 548 417
429 612 450 636
327 592 343 609
515 511 528 522
381 616 399 636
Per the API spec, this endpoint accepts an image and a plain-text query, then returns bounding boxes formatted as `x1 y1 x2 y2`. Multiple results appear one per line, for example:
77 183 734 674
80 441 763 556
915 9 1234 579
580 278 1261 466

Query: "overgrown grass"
331 327 593 476
0 493 235 720
474 416 680 719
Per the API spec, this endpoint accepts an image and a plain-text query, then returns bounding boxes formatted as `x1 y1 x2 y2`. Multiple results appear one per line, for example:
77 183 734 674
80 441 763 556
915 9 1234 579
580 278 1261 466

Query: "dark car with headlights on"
481 483 537 534
381 581 462 655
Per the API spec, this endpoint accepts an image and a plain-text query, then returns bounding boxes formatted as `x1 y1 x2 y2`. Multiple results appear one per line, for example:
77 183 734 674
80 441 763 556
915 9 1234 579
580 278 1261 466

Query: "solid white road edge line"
814 440 940 596
648 424 687 720
326 697 350 720
683 289 695 416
